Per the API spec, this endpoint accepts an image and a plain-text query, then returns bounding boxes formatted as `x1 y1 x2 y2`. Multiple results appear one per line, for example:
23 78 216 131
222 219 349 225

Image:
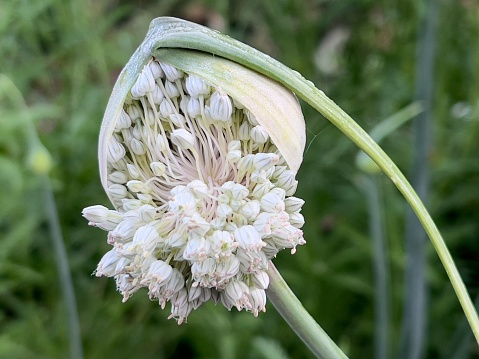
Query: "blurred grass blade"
401 0 438 357
363 175 389 359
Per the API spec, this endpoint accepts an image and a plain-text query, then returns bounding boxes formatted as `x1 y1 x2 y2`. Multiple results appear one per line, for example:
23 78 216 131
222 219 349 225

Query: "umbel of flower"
83 35 306 324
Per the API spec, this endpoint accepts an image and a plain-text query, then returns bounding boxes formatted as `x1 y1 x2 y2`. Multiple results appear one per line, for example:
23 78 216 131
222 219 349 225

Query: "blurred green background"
1 0 479 358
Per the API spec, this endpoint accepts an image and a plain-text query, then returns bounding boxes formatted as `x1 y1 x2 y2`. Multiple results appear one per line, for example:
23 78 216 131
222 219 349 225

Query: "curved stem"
266 262 348 359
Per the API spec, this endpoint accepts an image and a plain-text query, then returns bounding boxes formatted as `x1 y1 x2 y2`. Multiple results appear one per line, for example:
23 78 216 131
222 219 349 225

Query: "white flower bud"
127 180 150 193
169 114 185 127
261 192 285 213
160 62 184 82
245 110 259 126
110 219 139 242
228 140 241 152
108 171 128 184
284 197 305 213
223 280 249 310
137 194 152 205
96 249 121 277
186 74 211 98
131 65 155 98
275 170 298 196
126 163 141 180
187 97 201 118
238 121 251 141
251 270 270 290
82 205 109 223
115 110 132 132
239 201 261 220
210 217 226 231
121 198 142 211
138 205 157 223
149 60 163 79
165 80 180 98
107 137 126 163
248 287 267 317
184 237 211 262
250 171 268 184
131 125 142 140
130 138 146 156
272 165 287 178
159 98 176 118
146 260 173 285
237 154 255 173
216 203 233 218
215 256 240 284
132 225 160 252
208 230 236 257
150 161 166 176
270 187 286 200
289 212 305 228
152 85 164 104
234 225 265 252
250 125 269 144
171 129 195 150
227 150 241 163
108 184 127 199
156 134 168 152
143 108 156 126
185 212 211 237
187 179 209 199
166 231 187 248
126 104 141 121
231 183 249 200
253 153 279 172
251 180 274 199
208 91 232 121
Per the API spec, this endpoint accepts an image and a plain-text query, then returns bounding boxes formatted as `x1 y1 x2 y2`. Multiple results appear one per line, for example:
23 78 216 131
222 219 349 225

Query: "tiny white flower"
250 125 269 144
82 205 110 223
107 137 126 163
150 161 166 176
251 270 270 290
170 128 195 150
234 225 266 252
208 90 233 122
108 171 128 184
160 62 184 82
185 74 211 98
95 249 121 277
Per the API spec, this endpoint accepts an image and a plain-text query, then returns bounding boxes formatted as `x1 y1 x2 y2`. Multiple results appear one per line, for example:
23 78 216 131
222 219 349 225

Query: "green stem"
266 262 348 359
363 175 390 359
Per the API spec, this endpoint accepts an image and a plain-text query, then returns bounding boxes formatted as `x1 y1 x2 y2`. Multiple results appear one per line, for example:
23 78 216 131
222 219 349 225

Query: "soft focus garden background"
1 0 479 358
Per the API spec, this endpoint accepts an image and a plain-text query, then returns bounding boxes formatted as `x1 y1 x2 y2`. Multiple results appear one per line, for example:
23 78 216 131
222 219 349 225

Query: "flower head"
84 46 306 323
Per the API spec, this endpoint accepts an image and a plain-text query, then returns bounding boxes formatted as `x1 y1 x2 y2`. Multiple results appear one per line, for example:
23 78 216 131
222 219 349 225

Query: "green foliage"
1 0 479 358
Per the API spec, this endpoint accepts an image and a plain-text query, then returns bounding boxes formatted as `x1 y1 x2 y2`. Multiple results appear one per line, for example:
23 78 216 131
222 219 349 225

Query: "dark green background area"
1 0 479 358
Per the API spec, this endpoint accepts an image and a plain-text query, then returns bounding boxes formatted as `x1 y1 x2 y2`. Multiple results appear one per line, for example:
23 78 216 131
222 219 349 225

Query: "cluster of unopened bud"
83 58 306 324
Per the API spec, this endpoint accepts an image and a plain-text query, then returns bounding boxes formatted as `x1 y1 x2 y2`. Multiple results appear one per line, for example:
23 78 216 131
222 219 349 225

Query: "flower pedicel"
83 51 307 323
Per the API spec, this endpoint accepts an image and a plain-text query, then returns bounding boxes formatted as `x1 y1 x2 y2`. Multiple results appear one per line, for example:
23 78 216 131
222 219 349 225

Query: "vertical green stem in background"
42 176 84 359
266 263 349 359
363 176 390 359
401 0 437 357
